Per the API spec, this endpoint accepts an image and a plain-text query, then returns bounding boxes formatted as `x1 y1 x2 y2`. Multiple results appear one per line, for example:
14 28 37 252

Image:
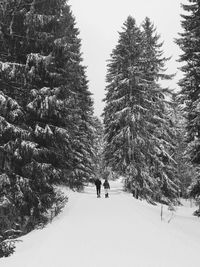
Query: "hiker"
103 179 110 198
95 178 102 198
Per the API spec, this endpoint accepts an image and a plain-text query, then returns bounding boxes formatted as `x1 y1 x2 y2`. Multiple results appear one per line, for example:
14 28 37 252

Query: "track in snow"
2 179 200 267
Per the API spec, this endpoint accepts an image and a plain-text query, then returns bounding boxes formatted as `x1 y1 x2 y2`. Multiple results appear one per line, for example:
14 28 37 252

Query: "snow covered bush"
0 240 16 258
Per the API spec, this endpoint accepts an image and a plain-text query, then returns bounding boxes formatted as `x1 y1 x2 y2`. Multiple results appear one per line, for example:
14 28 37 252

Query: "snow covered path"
2 179 200 267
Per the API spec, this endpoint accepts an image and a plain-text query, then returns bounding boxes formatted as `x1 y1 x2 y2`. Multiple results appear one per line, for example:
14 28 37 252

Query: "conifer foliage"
177 0 200 165
176 0 200 202
91 117 105 180
0 0 93 256
170 95 195 197
103 16 179 203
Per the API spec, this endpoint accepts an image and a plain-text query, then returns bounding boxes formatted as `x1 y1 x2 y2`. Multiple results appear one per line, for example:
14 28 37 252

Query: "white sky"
70 0 187 118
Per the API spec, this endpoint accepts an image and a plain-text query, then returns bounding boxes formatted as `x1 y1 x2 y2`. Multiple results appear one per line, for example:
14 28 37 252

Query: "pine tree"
0 0 93 255
103 16 179 203
176 0 200 202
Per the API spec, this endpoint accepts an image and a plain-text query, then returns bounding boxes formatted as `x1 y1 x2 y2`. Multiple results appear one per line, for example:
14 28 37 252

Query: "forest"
0 0 200 259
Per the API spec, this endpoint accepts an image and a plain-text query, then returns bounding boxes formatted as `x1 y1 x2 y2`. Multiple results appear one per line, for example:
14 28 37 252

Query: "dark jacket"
103 180 110 189
95 179 101 188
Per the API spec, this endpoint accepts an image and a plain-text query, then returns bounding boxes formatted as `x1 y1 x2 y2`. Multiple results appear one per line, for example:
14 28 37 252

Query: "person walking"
95 178 102 198
103 179 110 198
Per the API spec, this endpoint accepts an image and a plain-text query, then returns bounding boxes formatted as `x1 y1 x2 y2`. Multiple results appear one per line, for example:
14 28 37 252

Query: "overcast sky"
70 0 187 118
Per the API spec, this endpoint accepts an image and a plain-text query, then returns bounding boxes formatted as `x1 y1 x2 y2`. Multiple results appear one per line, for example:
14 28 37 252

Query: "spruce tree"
176 0 200 203
141 17 179 202
176 0 200 165
0 0 93 255
103 16 179 203
170 94 195 196
104 16 146 192
91 117 104 180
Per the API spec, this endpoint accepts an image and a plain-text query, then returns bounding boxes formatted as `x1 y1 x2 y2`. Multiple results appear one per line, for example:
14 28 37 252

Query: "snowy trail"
2 179 200 267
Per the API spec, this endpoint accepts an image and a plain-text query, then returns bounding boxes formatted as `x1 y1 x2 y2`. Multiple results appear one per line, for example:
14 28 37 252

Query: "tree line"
0 0 200 258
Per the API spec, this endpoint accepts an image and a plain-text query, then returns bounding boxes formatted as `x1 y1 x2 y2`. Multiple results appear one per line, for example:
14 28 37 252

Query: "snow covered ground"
1 179 200 267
